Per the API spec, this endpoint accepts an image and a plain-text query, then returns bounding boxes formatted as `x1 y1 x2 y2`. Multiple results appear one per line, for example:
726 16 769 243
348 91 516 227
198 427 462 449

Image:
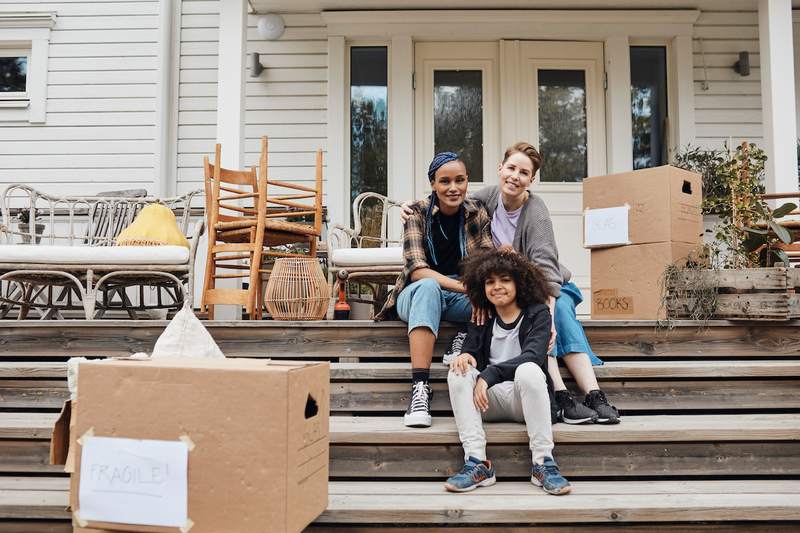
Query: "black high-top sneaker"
403 381 433 427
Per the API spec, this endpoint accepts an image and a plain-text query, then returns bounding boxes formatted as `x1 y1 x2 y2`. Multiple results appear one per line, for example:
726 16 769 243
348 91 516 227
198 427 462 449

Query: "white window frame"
345 41 391 222
0 13 56 123
414 42 500 197
629 39 676 163
322 9 699 227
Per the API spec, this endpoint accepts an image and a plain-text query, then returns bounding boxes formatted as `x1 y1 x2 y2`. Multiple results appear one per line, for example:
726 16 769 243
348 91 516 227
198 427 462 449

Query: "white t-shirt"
489 312 524 366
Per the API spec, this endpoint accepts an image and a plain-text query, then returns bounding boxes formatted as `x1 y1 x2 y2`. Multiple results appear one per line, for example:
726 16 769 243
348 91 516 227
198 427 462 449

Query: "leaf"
768 220 793 244
743 226 768 235
772 202 797 218
776 249 791 266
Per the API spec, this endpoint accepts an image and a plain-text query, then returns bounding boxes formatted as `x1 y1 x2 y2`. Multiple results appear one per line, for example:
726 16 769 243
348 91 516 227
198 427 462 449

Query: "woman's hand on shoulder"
449 352 477 375
400 201 414 224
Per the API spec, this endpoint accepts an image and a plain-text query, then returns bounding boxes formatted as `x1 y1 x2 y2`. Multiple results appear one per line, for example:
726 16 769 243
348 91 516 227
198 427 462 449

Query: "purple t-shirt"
491 198 523 248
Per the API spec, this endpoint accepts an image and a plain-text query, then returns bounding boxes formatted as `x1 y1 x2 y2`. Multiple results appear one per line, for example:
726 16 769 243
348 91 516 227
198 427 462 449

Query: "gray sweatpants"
448 362 554 465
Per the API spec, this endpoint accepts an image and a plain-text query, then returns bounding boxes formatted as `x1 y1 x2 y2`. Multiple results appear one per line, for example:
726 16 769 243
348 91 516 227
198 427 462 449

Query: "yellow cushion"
116 204 190 248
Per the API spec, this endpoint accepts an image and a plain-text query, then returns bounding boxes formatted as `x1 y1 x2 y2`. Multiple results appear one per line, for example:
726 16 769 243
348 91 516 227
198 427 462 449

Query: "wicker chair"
328 192 404 315
0 184 204 319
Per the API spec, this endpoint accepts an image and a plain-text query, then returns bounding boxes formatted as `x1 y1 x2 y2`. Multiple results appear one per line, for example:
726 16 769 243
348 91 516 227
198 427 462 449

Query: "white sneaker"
403 381 432 427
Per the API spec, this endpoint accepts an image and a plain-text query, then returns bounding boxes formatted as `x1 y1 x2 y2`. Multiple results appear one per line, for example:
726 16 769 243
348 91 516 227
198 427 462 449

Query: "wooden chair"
201 144 266 320
256 137 324 315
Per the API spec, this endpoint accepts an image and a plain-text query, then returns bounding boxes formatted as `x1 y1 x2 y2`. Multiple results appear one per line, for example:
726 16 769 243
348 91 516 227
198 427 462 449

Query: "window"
0 13 55 123
537 69 588 182
433 70 484 182
0 50 29 100
350 46 388 206
630 46 668 169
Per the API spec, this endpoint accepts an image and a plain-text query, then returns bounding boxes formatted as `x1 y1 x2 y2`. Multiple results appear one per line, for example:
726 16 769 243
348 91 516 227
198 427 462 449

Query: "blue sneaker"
531 457 571 495
444 456 496 493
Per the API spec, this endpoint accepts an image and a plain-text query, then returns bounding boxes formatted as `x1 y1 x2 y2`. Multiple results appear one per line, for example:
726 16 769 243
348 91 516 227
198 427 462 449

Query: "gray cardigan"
472 185 571 298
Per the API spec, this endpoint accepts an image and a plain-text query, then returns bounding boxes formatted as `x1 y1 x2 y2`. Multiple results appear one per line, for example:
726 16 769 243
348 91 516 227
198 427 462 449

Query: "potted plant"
664 142 800 321
16 209 45 244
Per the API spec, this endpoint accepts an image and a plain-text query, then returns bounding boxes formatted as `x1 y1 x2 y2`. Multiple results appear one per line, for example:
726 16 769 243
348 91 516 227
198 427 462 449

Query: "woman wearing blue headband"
376 152 493 428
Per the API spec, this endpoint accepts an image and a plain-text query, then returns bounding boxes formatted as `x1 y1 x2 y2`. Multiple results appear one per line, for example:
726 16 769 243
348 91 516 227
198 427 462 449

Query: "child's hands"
473 377 489 412
450 353 477 375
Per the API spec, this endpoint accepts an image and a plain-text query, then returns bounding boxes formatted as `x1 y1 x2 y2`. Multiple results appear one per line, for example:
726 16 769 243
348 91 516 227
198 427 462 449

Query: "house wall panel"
692 10 764 152
0 0 160 194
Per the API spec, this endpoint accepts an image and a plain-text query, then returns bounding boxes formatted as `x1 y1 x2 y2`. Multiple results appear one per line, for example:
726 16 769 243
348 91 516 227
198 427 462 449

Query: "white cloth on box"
66 357 89 401
151 307 225 359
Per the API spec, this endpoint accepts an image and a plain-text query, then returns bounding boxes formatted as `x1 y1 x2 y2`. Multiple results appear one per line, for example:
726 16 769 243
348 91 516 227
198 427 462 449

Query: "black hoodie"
460 302 554 405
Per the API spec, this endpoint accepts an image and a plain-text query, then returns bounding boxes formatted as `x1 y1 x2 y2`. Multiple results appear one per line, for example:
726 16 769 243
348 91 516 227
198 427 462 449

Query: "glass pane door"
414 42 499 197
434 70 484 182
537 69 588 182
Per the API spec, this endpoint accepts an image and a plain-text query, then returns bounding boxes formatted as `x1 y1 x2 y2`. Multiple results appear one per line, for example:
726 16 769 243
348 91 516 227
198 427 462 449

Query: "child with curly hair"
445 249 570 495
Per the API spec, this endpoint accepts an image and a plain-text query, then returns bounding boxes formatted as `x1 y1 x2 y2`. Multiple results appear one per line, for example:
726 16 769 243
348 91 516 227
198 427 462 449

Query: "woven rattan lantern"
264 258 330 320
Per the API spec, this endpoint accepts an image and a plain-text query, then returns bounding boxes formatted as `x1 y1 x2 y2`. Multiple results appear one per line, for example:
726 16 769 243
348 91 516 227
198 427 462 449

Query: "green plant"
741 201 797 267
673 143 766 216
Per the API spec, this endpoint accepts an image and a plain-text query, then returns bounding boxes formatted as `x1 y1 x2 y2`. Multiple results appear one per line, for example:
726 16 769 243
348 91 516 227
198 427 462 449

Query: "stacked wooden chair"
201 137 324 319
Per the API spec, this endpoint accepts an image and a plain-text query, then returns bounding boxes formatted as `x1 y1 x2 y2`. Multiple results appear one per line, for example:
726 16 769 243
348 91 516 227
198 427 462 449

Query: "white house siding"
693 10 763 152
175 0 219 195
175 7 329 204
245 13 328 207
0 0 161 196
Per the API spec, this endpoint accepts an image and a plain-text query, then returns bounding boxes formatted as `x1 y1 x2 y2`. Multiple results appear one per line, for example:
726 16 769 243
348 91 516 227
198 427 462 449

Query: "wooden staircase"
1 319 800 530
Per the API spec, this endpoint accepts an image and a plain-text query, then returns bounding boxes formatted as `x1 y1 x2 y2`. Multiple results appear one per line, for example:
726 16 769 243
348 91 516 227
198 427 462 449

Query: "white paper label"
584 205 631 248
78 436 189 527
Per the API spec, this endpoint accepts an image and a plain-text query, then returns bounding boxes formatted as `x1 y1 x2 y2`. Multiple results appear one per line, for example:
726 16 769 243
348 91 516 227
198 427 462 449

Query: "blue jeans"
552 282 603 365
396 277 472 337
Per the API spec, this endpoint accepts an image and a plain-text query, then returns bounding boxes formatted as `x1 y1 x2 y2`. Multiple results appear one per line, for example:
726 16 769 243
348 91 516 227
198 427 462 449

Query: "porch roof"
250 0 765 13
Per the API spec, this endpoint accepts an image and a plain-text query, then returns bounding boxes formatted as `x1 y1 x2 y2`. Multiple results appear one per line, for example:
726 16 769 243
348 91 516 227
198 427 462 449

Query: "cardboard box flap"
83 357 326 373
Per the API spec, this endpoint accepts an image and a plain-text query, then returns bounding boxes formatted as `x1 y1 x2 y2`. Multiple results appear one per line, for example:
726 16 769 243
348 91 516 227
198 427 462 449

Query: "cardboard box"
69 358 329 533
591 242 698 320
583 165 703 246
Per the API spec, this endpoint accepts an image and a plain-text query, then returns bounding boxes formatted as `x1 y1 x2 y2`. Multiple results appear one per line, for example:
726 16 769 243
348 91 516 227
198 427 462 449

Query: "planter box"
666 267 800 321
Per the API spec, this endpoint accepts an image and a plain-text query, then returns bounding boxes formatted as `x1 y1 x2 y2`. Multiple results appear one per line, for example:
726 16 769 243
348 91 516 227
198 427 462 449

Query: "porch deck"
1 319 800 530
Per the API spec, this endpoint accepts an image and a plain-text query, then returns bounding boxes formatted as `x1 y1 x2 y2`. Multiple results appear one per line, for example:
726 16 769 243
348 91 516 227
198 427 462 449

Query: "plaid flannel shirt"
375 196 493 321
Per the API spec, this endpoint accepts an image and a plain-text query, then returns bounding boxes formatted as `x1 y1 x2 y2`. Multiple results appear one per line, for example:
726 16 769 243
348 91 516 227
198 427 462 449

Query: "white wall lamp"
257 13 285 40
249 14 285 78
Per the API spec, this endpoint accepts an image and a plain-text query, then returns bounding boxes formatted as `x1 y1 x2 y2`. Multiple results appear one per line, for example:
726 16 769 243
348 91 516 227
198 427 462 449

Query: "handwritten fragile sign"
78 436 188 527
584 205 631 248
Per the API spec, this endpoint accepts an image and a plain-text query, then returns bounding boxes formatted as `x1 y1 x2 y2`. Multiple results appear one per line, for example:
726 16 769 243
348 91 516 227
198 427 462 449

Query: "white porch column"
671 35 696 150
388 35 414 239
759 0 799 193
604 35 633 173
326 36 347 228
216 0 247 169
214 0 247 319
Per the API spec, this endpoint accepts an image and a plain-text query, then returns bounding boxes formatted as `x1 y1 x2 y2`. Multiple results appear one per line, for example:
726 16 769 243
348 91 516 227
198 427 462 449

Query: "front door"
414 40 605 312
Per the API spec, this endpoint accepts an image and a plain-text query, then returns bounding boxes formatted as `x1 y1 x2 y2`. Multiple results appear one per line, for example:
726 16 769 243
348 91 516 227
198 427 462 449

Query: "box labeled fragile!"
69 358 330 533
583 165 703 246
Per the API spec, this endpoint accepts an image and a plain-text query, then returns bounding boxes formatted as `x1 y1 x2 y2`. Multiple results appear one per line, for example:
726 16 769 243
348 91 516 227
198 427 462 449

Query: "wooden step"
5 413 799 478
318 480 800 524
4 361 800 412
6 360 799 380
328 414 800 479
4 320 800 359
4 478 800 525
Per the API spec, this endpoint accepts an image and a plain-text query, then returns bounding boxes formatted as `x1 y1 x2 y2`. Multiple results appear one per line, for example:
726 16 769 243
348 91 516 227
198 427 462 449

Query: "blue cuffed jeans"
395 277 472 337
